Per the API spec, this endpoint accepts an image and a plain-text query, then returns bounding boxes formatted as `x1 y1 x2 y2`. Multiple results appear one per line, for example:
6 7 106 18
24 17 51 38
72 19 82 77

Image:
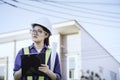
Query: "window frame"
0 57 8 80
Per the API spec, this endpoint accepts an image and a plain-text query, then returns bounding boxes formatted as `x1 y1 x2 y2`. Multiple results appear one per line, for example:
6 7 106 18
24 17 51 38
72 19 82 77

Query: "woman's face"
31 26 48 43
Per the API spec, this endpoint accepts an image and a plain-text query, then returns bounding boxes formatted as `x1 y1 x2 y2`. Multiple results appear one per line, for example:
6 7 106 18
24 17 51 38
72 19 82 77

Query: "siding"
81 27 120 80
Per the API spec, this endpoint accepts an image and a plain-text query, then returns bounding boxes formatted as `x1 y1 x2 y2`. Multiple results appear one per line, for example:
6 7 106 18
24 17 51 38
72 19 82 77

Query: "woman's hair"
32 24 51 46
42 27 50 46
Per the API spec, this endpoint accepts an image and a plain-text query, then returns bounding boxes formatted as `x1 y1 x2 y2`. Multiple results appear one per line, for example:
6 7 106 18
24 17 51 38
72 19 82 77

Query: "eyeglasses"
30 29 44 34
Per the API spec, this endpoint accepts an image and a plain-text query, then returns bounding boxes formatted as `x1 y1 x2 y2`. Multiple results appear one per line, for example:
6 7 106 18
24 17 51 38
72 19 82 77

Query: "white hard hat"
31 17 52 35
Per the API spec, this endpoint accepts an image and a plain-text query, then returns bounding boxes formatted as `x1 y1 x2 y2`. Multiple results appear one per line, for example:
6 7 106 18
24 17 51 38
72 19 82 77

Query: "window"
69 69 74 78
110 71 117 80
0 57 8 80
99 66 103 73
69 57 75 79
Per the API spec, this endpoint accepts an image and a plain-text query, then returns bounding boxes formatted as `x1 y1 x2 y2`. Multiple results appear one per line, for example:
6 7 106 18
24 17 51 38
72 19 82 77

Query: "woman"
13 18 61 80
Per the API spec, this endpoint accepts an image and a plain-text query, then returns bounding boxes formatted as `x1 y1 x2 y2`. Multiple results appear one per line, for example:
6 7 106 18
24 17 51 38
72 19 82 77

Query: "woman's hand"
14 68 22 80
38 64 56 80
38 64 49 74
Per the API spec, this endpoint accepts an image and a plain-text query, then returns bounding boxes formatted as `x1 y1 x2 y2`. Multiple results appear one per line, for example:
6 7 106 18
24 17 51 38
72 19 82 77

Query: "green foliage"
81 70 106 80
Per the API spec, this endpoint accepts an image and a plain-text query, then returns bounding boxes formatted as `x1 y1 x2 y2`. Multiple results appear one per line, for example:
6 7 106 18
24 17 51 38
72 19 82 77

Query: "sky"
0 0 120 62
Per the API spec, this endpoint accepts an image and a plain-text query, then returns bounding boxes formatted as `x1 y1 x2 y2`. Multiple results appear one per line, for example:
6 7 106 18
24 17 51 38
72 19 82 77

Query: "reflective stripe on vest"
23 47 51 80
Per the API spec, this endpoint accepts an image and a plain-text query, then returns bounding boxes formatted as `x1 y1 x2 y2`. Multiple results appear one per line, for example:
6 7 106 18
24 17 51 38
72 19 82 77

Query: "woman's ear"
45 32 49 38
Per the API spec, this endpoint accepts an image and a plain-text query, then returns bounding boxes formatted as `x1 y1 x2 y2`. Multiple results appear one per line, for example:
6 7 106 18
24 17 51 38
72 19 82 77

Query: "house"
0 20 120 80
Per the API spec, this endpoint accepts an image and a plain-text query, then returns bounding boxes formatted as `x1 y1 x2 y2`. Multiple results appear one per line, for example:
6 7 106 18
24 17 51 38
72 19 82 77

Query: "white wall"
61 33 81 80
0 42 14 80
0 39 33 80
16 39 32 54
81 27 120 80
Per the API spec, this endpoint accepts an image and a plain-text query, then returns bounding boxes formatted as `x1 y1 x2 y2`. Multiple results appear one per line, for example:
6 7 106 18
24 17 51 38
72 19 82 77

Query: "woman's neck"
34 42 44 49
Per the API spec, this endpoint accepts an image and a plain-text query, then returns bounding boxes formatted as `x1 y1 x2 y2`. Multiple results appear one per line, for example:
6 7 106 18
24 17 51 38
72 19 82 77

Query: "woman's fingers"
38 64 49 73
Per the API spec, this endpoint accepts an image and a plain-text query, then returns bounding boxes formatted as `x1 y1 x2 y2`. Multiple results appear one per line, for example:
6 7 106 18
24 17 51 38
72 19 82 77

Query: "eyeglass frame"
30 29 46 35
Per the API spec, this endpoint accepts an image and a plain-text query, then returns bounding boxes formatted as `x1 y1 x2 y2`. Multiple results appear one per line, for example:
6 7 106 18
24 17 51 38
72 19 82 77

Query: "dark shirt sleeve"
54 53 62 80
13 48 23 72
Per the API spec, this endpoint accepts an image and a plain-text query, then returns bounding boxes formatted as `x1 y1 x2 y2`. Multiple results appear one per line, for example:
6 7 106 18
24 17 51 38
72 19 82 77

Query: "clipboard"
21 54 45 76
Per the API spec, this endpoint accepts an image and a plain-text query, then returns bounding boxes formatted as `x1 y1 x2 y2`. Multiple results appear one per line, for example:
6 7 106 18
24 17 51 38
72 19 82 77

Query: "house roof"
52 20 80 35
53 20 120 64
